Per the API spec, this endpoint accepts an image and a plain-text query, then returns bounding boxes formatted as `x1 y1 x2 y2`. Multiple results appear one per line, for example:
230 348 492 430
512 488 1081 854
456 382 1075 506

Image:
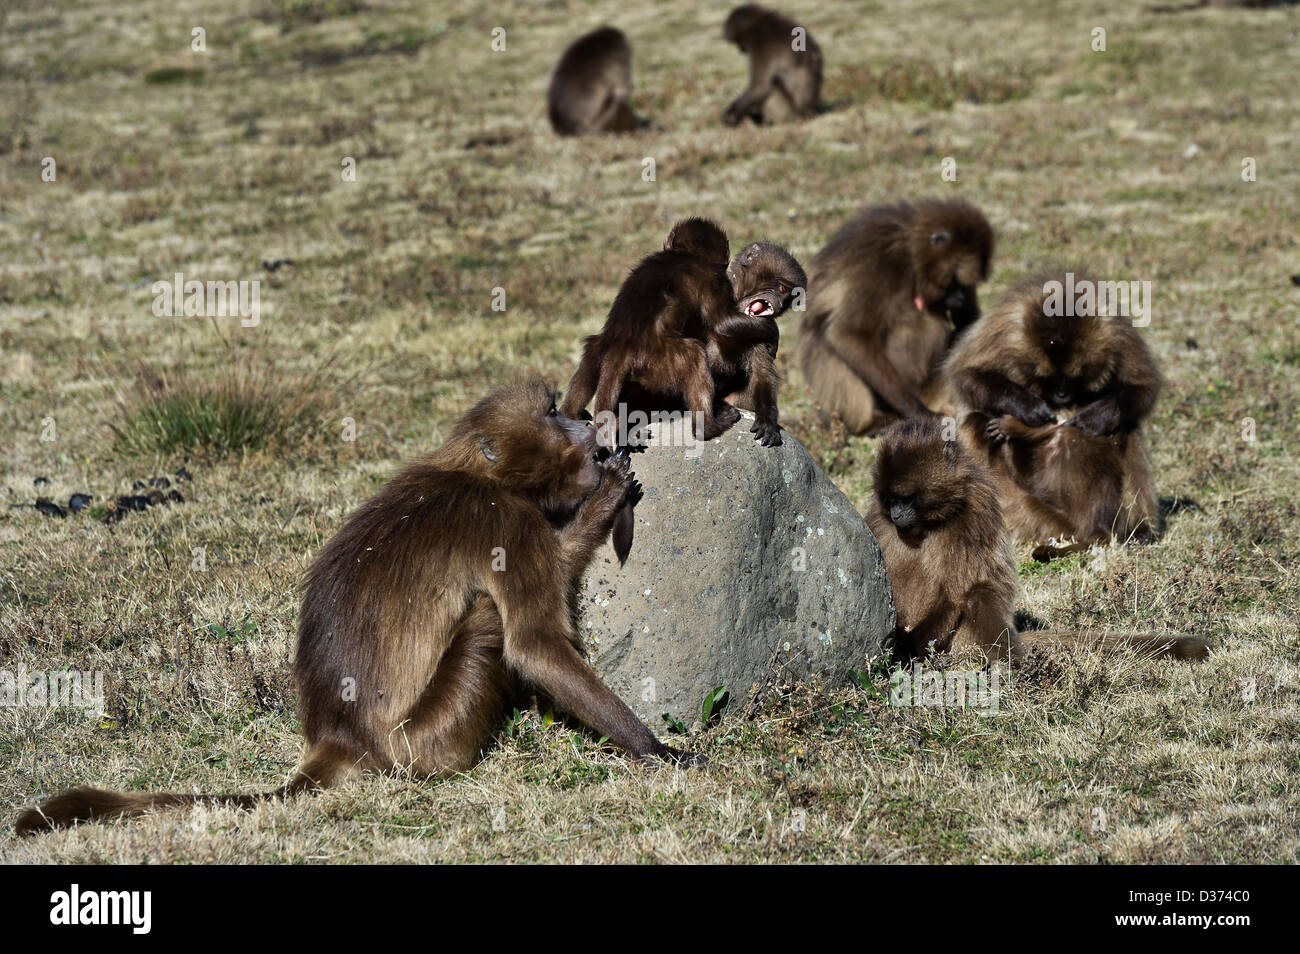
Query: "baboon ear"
738 242 762 266
929 231 950 246
478 437 498 462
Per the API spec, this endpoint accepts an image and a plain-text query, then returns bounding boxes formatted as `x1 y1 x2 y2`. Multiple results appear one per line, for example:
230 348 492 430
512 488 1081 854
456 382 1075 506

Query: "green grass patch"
144 66 205 85
109 353 332 458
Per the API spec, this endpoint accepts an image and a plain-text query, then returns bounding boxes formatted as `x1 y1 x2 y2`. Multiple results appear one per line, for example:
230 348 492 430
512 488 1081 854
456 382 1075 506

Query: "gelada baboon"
16 379 697 835
798 199 994 435
944 273 1161 561
722 4 823 125
548 27 645 136
561 217 805 449
868 416 1207 663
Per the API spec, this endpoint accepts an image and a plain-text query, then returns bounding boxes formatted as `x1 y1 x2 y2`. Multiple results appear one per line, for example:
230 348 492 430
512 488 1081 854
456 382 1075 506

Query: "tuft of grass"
143 66 205 85
109 354 331 458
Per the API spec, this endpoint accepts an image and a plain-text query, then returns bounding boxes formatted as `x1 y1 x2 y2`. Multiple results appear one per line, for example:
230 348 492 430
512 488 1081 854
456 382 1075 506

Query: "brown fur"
561 217 805 448
799 199 994 434
944 272 1162 560
16 378 695 836
722 5 823 125
868 416 1208 663
547 27 645 136
867 417 1022 662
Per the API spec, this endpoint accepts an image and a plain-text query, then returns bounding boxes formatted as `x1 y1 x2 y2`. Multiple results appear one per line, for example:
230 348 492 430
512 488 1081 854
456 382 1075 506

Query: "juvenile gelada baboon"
799 198 994 434
548 27 646 136
722 4 823 125
944 272 1161 561
561 217 805 449
868 416 1207 663
16 378 699 835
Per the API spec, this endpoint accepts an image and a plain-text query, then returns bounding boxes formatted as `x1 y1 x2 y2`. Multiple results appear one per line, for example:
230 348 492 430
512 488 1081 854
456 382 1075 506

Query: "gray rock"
580 411 895 729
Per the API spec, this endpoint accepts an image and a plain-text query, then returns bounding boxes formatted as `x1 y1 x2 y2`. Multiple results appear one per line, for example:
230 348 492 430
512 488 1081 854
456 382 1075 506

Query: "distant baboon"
868 416 1208 663
548 27 645 136
1151 1 1297 12
17 378 699 835
722 4 823 125
945 273 1162 560
799 199 994 434
561 218 805 449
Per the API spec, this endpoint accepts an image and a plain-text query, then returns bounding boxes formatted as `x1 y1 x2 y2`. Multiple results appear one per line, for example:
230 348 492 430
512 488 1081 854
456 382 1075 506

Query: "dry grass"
1 0 1298 864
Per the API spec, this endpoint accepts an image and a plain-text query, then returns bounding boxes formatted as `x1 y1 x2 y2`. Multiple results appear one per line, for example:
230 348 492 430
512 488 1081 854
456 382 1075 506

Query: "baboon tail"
612 501 635 566
560 337 602 418
14 744 353 836
1023 631 1209 662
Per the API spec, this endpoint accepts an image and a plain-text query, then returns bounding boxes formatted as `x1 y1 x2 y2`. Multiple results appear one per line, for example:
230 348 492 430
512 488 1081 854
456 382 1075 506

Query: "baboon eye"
777 284 788 295
929 231 950 245
546 404 558 417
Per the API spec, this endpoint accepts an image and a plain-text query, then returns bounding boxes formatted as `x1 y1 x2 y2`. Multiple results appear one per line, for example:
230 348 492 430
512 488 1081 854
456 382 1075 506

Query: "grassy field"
1 0 1298 863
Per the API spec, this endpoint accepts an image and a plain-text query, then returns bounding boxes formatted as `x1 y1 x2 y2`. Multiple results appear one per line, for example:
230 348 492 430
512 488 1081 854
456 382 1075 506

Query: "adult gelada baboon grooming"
944 272 1161 561
722 4 823 125
548 27 645 136
799 199 994 434
16 379 698 835
868 416 1207 663
561 217 805 449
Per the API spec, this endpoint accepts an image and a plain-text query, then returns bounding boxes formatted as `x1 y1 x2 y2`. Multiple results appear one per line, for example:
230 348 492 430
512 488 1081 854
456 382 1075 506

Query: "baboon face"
728 241 807 318
1024 293 1115 409
665 217 731 267
723 4 763 50
911 201 994 329
871 418 972 535
459 379 601 509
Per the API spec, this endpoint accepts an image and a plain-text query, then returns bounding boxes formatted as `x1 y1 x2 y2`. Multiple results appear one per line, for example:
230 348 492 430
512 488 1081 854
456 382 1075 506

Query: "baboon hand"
1032 543 1063 563
751 415 783 447
986 415 1012 445
1017 401 1056 428
703 403 742 440
600 452 642 510
1061 403 1115 437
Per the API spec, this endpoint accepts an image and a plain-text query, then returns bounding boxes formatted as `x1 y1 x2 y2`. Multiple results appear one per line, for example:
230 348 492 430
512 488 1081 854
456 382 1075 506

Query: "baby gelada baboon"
562 217 805 449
